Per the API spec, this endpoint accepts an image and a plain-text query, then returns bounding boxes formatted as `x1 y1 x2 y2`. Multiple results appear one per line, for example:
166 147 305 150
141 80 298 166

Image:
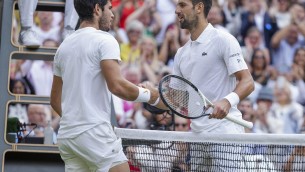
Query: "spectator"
252 86 274 133
23 104 57 144
17 0 79 47
240 0 278 49
115 0 143 29
221 0 243 37
120 20 143 63
25 104 48 137
207 5 229 33
241 26 270 64
290 3 305 32
125 0 162 38
17 0 40 48
271 23 305 74
32 11 62 45
250 48 277 86
238 98 255 133
271 3 305 73
269 0 292 29
284 145 305 172
9 60 35 94
267 77 304 133
138 36 164 85
287 47 305 105
149 110 173 130
172 115 190 172
158 23 181 67
174 115 190 132
155 0 177 46
19 60 53 96
10 79 27 94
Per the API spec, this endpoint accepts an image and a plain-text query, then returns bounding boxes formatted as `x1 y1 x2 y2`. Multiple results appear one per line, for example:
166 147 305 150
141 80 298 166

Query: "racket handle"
225 114 253 129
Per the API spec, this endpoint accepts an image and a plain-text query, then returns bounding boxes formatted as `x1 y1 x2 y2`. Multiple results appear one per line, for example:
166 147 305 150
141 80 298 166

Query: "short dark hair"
191 0 212 17
74 0 108 21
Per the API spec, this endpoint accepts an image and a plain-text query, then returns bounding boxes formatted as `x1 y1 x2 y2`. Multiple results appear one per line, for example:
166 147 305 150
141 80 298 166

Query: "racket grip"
225 114 253 129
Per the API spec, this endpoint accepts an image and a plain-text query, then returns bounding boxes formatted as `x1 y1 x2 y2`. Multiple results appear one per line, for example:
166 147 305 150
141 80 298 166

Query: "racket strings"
160 77 206 118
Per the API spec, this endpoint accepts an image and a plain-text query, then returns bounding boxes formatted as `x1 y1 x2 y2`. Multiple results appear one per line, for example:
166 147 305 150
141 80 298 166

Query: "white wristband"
150 97 160 106
224 92 240 107
134 87 151 103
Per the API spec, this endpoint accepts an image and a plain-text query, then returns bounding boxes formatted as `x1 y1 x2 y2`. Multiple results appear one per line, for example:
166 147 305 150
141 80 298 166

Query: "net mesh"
115 128 305 172
159 75 207 118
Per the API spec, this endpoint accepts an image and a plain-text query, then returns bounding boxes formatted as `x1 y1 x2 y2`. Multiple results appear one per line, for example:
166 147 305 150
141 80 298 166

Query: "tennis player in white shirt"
50 0 159 171
143 0 255 171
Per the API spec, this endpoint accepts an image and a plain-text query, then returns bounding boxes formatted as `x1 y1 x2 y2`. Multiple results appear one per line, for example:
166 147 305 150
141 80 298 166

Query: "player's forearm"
109 78 140 101
109 77 159 104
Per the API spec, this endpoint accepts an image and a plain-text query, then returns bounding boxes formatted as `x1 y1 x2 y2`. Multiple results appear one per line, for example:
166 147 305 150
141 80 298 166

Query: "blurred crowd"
7 0 305 136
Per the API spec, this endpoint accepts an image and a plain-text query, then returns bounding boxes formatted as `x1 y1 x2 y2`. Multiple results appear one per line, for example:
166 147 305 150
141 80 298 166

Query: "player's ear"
196 2 203 14
93 3 102 16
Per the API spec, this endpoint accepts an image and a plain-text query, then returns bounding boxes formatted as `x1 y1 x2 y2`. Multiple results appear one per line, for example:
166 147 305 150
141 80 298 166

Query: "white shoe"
19 29 40 48
62 29 75 40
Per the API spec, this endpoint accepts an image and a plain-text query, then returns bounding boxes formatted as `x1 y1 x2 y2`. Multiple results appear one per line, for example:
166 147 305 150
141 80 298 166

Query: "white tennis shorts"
57 123 127 172
190 120 244 171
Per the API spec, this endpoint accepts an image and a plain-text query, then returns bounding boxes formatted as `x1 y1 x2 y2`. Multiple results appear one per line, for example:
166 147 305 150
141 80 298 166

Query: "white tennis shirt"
173 24 248 132
53 27 120 139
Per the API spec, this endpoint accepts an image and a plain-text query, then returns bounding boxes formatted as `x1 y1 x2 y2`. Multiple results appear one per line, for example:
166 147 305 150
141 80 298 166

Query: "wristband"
150 97 160 106
134 87 151 102
224 92 240 107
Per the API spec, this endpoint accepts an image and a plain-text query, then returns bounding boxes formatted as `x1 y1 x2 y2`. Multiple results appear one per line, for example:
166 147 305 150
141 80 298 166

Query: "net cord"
114 127 305 146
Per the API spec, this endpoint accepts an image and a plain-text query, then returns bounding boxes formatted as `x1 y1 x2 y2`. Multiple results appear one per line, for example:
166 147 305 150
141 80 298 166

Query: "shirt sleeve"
98 35 121 62
223 34 248 76
53 52 62 77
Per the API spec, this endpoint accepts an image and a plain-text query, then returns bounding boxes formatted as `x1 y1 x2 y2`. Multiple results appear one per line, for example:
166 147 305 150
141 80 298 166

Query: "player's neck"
190 20 209 41
79 20 99 30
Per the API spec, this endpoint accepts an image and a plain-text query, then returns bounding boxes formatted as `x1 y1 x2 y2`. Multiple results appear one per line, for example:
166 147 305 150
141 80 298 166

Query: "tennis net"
114 128 305 172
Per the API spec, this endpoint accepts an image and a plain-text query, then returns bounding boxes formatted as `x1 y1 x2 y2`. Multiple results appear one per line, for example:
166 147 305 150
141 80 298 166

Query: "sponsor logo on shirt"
202 52 207 56
229 53 240 58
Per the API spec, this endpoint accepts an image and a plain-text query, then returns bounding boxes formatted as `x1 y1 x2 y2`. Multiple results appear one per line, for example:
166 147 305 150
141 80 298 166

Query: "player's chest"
178 43 221 78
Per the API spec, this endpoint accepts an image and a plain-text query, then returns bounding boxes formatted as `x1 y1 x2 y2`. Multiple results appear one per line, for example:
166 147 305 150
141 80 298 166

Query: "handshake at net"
138 81 165 109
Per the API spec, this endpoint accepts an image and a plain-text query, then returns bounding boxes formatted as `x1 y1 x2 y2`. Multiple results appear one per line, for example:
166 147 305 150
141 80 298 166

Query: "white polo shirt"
53 27 120 139
173 24 248 132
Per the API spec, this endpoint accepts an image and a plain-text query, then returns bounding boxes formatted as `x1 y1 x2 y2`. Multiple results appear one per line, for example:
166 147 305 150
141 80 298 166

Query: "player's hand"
209 99 231 119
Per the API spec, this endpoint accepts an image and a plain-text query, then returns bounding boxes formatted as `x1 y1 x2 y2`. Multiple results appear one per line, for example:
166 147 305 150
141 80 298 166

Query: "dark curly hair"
74 0 108 22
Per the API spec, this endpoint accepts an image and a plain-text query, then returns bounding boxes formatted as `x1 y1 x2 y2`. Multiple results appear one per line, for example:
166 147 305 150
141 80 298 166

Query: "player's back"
53 27 120 139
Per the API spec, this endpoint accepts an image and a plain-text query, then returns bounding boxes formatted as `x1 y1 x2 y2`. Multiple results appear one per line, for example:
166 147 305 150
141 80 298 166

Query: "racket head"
158 75 211 119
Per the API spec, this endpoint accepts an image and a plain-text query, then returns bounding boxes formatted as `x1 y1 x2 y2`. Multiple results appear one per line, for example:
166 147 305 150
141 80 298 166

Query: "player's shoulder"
213 28 237 42
211 28 239 49
92 31 119 48
95 30 117 40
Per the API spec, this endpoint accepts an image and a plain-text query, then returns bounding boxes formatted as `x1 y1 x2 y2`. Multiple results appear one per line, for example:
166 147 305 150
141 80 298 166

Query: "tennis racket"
158 74 253 129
